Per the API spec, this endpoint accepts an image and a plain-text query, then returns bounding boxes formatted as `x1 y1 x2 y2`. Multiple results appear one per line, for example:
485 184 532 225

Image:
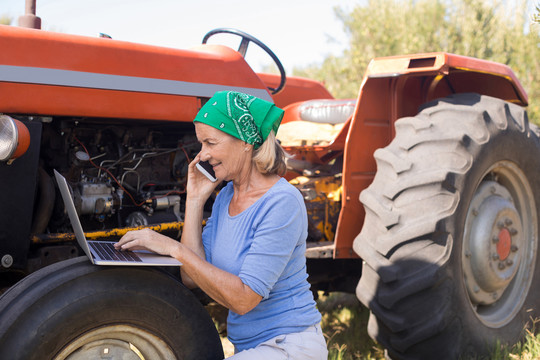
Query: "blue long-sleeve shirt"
202 178 321 351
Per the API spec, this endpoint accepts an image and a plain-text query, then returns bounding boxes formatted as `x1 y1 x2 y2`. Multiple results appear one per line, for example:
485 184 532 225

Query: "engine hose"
30 221 191 244
31 167 56 234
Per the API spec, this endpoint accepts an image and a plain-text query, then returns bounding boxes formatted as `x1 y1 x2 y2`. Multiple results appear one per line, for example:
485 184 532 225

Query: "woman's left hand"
114 228 178 256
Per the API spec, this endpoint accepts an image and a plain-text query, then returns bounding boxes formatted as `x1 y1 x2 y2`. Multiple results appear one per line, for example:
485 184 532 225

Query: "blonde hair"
252 131 287 176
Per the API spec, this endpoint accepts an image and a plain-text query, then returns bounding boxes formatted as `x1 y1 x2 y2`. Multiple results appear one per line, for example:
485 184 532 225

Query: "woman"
115 91 327 359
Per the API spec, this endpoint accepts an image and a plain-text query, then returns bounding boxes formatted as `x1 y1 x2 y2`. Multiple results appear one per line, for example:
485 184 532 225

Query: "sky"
2 0 357 73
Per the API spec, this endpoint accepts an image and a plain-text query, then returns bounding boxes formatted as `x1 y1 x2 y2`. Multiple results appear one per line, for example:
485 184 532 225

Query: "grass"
212 292 540 359
317 292 384 360
317 293 540 360
490 318 540 360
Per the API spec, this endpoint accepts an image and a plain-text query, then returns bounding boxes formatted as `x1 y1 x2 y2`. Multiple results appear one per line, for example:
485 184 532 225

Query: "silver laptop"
54 170 182 266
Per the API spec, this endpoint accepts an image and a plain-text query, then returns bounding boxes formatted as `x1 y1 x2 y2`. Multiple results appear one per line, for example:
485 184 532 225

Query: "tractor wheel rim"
53 324 176 360
462 161 537 328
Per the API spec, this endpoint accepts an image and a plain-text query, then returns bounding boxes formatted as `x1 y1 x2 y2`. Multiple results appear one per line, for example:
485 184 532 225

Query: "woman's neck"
232 165 279 195
229 169 280 216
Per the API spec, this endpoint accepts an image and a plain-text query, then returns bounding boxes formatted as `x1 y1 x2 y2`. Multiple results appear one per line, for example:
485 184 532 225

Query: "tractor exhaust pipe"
18 0 41 29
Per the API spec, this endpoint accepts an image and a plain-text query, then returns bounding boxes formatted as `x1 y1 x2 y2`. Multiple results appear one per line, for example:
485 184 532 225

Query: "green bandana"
193 91 284 149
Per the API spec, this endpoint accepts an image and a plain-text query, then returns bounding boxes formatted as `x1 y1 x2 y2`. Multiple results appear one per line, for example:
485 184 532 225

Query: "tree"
294 0 540 122
0 15 12 25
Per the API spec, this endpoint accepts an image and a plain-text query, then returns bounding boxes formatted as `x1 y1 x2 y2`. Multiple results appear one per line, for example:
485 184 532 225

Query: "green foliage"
0 15 12 25
317 292 384 360
487 319 540 360
293 0 540 123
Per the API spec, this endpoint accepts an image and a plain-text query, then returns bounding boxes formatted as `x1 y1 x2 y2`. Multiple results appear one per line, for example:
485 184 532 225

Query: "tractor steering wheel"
202 28 286 95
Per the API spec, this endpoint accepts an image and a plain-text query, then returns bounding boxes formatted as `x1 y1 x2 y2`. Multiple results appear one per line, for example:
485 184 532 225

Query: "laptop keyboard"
89 241 142 262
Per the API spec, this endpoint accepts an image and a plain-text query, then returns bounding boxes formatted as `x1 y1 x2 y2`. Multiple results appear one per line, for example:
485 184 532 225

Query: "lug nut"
492 254 500 260
511 245 518 252
492 236 499 243
472 209 478 216
510 228 518 236
505 218 513 226
498 262 506 270
506 259 514 266
497 221 504 229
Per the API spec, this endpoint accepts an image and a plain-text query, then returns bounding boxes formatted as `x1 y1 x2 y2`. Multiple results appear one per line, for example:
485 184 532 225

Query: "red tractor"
0 18 538 360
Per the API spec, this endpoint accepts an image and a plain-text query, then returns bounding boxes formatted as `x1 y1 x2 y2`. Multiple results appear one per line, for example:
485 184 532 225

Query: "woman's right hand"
186 154 220 204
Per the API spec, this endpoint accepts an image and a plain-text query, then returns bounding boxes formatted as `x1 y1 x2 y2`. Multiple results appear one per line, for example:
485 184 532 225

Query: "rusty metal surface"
290 175 342 250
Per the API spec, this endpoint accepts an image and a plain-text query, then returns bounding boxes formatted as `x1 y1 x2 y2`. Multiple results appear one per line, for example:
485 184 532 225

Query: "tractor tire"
0 257 224 360
354 93 540 359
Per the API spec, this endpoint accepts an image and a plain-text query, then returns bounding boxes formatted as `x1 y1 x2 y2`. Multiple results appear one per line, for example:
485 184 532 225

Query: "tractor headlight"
0 115 30 163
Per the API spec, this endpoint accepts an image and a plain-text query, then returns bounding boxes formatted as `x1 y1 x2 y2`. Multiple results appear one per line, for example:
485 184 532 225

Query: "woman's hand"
114 228 178 256
186 154 220 204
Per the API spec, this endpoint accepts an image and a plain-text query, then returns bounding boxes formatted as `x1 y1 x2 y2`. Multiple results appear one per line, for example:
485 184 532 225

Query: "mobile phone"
196 160 217 182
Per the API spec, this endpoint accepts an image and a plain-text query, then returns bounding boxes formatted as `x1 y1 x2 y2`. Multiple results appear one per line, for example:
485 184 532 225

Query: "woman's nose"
198 149 210 162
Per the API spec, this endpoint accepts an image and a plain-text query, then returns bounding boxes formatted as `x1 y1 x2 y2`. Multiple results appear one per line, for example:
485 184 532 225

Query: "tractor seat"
278 99 355 146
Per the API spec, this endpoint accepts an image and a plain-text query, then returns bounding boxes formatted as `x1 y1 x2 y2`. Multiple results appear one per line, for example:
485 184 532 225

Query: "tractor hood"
0 25 271 121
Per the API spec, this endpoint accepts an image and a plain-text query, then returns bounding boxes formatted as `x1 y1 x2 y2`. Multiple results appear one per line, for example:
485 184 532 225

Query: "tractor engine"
34 118 200 235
